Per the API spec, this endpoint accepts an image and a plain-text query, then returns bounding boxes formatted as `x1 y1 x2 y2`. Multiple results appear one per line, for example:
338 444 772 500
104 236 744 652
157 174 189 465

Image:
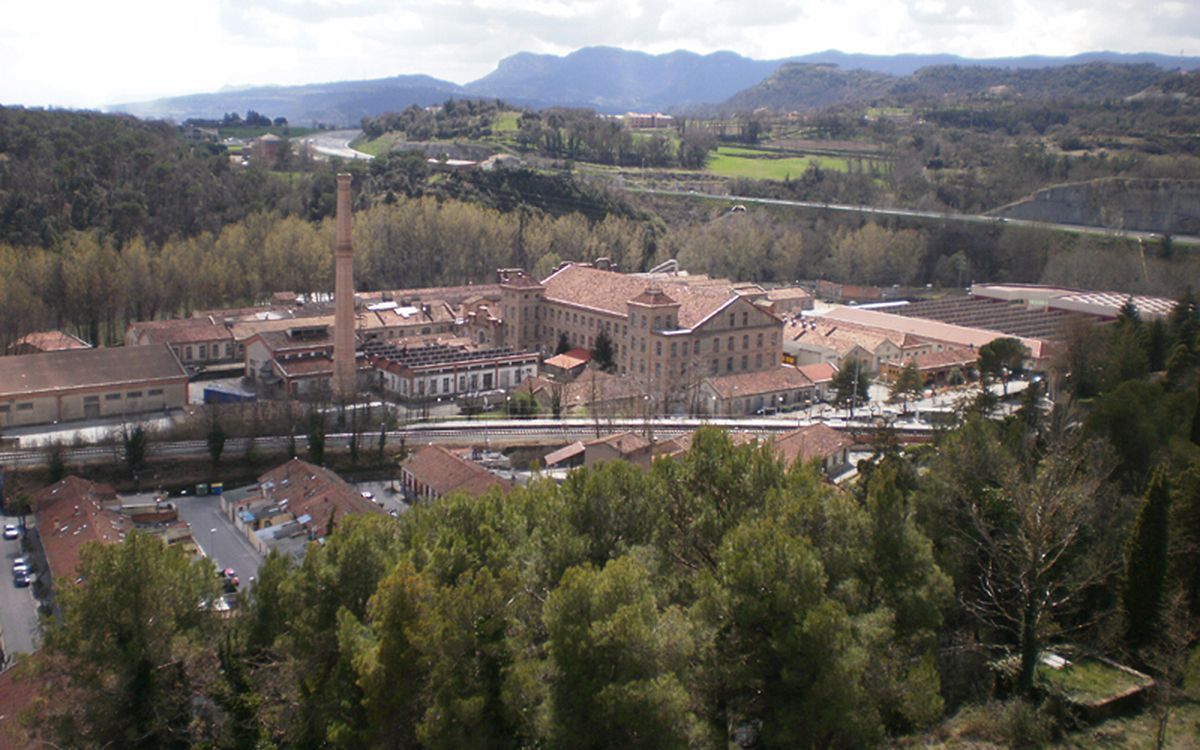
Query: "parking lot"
0 517 40 661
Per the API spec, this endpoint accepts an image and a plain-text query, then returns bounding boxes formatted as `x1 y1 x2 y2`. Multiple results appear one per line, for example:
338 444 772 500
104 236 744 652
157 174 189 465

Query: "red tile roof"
585 431 651 456
540 264 737 329
9 330 90 352
257 459 383 539
703 366 815 400
0 345 188 398
796 362 837 384
33 476 129 585
772 424 854 467
402 446 514 498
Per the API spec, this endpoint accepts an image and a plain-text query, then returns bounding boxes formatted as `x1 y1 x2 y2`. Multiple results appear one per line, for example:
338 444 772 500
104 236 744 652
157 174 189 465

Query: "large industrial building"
0 345 188 428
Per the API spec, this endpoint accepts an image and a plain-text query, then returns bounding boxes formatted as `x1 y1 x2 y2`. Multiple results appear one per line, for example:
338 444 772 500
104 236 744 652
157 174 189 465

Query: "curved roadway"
627 187 1200 247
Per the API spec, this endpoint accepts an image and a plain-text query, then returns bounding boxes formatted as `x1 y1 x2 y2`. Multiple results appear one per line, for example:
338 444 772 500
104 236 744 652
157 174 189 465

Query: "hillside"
720 61 1182 113
114 74 464 126
107 47 1200 127
462 46 784 112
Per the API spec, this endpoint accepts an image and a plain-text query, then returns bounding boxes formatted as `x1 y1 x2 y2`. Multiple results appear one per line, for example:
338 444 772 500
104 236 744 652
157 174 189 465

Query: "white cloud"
1 0 1197 108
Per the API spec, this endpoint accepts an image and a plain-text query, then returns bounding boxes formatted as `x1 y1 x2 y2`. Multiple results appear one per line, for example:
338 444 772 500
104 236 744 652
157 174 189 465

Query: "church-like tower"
332 173 356 397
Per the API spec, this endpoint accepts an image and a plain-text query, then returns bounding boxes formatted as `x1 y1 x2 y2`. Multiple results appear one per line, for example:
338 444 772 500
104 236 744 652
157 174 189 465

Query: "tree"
42 532 221 749
554 332 571 355
888 360 924 414
978 337 1026 394
592 330 616 373
307 409 326 465
207 415 227 466
833 359 870 411
1123 465 1172 649
543 555 701 750
123 424 147 478
963 433 1113 696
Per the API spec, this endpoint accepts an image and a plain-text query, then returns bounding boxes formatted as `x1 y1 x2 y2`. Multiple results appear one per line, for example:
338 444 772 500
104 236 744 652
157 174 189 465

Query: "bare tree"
964 430 1116 696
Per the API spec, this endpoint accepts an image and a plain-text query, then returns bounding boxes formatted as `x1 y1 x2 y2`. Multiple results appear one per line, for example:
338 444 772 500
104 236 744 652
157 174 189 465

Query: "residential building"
0 345 188 428
771 424 855 475
515 368 643 417
796 362 838 402
32 477 129 587
582 431 655 469
697 366 817 416
880 347 979 385
399 445 514 502
126 317 238 370
225 458 384 555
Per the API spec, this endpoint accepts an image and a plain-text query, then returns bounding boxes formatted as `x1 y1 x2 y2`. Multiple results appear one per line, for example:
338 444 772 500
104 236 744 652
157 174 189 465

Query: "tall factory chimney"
332 173 356 397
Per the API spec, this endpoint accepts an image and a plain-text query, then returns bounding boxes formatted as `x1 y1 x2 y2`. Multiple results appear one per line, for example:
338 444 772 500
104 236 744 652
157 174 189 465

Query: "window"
714 338 720 353
694 340 701 354
726 357 733 373
198 344 207 359
756 353 763 368
84 395 100 403
728 313 735 327
655 363 661 377
742 335 749 350
727 336 734 351
710 359 719 375
185 346 193 360
105 393 121 401
757 333 764 348
655 341 662 356
741 355 748 371
0 405 8 413
742 311 748 326
16 403 33 411
670 342 677 357
430 379 438 395
443 377 451 392
127 391 142 399
225 343 233 357
653 315 661 329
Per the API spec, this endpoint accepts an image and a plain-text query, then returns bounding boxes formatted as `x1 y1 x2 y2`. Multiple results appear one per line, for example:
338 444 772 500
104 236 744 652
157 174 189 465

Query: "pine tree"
1123 465 1172 649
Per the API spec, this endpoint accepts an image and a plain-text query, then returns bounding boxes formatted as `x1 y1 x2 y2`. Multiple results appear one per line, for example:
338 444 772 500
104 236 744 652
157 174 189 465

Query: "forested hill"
0 107 289 248
114 74 465 127
112 46 1200 125
719 61 1180 113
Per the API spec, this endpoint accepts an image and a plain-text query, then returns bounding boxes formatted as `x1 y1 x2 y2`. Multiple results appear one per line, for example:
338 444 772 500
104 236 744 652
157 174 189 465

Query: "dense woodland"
11 297 1200 748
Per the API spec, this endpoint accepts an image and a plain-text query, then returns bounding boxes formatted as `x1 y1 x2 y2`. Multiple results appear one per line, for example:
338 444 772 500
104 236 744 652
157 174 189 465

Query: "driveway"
0 518 40 661
175 491 265 589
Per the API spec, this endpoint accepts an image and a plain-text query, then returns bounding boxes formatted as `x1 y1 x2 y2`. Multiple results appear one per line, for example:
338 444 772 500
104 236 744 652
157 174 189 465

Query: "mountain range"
111 46 1200 126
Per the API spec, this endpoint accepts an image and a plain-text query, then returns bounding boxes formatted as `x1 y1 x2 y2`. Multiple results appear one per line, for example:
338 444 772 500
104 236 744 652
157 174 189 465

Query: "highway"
626 187 1200 247
299 129 373 161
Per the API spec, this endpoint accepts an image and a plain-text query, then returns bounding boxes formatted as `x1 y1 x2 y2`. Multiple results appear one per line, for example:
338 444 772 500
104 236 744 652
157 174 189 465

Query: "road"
626 188 1200 247
0 518 40 661
299 129 373 161
175 493 264 591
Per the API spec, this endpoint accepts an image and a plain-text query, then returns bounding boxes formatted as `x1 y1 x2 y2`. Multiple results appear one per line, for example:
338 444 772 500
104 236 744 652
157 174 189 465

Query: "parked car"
12 559 30 576
13 572 30 587
3 523 19 540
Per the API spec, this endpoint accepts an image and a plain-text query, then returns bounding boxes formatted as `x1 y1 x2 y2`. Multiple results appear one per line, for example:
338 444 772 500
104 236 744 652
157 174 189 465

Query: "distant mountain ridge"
111 46 1200 125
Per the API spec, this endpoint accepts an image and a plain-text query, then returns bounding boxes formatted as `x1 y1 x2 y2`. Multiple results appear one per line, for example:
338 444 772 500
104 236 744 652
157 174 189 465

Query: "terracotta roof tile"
33 476 129 585
257 459 383 538
9 330 90 352
703 366 814 399
540 264 737 329
772 424 854 467
0 345 187 398
402 446 513 498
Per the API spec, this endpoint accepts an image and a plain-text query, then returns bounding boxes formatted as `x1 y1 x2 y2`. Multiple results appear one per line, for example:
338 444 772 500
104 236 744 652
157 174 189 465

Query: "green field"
706 146 850 180
351 132 404 157
493 111 521 133
218 126 319 139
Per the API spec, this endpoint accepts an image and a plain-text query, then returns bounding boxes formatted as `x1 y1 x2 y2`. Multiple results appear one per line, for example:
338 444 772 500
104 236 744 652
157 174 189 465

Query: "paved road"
627 188 1200 247
175 494 264 590
0 519 40 660
299 129 373 161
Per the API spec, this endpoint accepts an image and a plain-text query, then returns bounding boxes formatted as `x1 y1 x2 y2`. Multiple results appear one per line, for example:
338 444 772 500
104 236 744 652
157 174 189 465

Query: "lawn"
493 111 521 133
351 132 404 157
706 146 850 181
1038 658 1153 705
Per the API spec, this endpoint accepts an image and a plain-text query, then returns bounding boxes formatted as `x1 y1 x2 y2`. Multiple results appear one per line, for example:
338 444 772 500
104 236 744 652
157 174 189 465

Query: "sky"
1 0 1197 109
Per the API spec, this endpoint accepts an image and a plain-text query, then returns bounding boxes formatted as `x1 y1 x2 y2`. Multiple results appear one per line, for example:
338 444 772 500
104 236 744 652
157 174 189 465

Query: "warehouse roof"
0 345 187 398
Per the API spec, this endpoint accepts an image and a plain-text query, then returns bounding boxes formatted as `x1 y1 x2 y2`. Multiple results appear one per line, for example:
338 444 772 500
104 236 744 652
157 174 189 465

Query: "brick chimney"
333 173 356 397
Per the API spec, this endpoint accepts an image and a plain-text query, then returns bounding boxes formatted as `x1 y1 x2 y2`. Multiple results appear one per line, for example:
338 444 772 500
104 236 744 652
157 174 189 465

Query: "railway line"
0 417 935 468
